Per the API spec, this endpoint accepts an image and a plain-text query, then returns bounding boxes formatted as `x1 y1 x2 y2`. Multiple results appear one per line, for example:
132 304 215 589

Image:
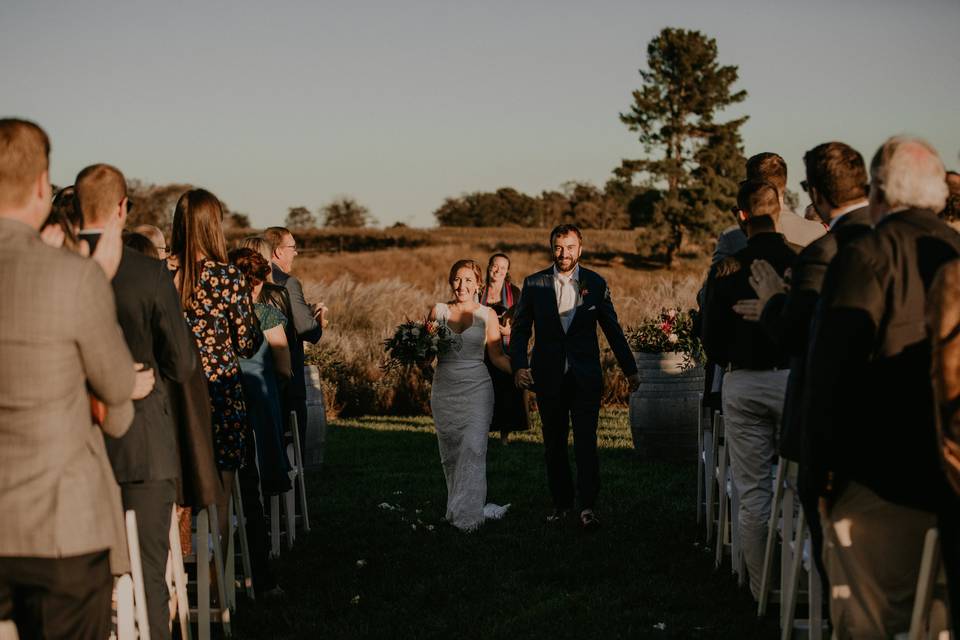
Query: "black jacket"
760 207 872 460
510 266 636 396
805 208 960 511
105 247 196 483
703 232 799 370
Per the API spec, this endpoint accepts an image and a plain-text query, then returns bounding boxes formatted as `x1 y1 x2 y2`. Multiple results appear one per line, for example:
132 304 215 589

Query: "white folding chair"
779 507 825 640
706 411 722 544
166 507 191 640
224 474 255 610
908 528 950 640
289 411 311 535
697 406 708 528
184 507 231 640
758 458 800 618
114 511 151 640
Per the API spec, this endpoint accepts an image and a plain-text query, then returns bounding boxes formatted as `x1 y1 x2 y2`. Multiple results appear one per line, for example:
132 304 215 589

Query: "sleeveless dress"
430 303 509 531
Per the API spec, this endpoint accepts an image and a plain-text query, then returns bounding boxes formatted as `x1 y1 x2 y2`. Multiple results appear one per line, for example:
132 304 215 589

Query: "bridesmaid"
479 253 528 443
170 188 262 537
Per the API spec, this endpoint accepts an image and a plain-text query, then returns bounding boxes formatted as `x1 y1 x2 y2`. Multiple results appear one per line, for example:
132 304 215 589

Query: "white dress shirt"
554 263 580 334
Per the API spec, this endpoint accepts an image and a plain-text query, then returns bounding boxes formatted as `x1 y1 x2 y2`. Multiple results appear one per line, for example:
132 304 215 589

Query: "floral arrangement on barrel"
626 308 704 369
382 320 458 373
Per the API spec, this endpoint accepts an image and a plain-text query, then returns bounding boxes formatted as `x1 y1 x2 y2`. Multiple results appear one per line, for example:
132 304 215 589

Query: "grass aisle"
234 410 778 639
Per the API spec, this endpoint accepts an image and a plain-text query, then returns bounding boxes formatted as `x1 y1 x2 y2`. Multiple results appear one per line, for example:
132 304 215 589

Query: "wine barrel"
304 365 328 468
628 352 704 461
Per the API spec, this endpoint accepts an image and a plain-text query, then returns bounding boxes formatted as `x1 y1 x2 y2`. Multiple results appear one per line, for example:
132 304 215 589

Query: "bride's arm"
485 307 512 374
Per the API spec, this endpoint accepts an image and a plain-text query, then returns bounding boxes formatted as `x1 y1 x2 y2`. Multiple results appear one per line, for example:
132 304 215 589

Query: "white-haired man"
805 136 959 638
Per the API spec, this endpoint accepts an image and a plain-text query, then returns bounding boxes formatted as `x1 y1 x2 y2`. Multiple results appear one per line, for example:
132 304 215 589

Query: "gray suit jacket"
272 263 321 399
0 218 136 571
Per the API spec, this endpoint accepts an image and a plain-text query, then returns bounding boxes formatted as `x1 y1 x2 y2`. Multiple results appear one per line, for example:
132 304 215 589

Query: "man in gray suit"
264 226 327 461
0 119 141 639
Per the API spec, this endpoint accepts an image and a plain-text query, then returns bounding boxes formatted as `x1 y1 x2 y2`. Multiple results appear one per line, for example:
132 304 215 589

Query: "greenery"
627 309 704 370
382 320 457 371
618 27 748 265
232 411 778 639
125 179 250 233
322 196 376 228
285 205 318 230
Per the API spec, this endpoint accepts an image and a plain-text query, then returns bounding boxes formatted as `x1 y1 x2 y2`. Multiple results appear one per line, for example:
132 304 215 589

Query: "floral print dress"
183 260 262 470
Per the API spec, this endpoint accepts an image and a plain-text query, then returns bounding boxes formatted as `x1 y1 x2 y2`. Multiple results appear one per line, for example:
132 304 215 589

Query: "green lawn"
233 410 778 639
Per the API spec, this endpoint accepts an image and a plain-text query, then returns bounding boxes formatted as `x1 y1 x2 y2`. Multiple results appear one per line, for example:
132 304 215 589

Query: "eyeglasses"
279 244 298 253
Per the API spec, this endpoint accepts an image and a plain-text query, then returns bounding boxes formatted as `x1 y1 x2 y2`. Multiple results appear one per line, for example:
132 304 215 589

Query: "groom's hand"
627 373 641 393
514 368 533 390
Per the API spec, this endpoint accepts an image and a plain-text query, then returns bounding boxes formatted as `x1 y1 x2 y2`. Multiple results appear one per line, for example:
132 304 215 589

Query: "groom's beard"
554 256 579 273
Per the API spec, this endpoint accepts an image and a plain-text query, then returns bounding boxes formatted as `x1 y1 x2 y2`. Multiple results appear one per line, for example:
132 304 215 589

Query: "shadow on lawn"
232 417 778 640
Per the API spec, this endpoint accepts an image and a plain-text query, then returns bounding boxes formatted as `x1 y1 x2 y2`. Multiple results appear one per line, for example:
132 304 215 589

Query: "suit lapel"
567 269 591 333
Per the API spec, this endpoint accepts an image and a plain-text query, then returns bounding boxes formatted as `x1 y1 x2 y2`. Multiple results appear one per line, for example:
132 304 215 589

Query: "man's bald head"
75 163 127 228
133 224 167 259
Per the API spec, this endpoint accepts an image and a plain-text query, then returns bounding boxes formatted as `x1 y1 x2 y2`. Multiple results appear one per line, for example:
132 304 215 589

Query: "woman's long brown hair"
170 188 228 309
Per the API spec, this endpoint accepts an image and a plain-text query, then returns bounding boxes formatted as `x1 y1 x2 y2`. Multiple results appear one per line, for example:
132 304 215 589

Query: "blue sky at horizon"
2 0 958 228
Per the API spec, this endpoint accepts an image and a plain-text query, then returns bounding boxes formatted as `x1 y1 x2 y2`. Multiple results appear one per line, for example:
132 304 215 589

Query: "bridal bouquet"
382 320 457 372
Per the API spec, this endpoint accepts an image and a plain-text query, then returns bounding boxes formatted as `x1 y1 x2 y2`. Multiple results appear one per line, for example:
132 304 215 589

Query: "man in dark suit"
510 224 640 530
733 142 872 602
702 179 799 598
76 164 196 640
264 226 326 464
805 136 960 637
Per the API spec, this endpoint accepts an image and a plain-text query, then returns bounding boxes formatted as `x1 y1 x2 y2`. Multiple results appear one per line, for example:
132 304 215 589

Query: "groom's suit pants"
537 371 602 511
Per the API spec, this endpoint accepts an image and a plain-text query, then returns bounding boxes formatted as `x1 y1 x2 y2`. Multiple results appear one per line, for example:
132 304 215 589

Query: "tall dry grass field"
294 227 709 416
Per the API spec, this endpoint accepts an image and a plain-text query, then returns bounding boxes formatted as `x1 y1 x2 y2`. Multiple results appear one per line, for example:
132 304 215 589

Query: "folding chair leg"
233 475 255 601
270 495 280 558
290 411 311 532
125 511 152 640
909 528 942 640
168 507 191 640
809 539 823 640
697 408 705 527
715 442 729 569
706 412 722 543
207 504 232 637
780 475 797 625
196 509 211 640
283 488 296 549
758 458 787 616
116 575 136 640
781 510 807 639
224 499 237 611
730 480 743 584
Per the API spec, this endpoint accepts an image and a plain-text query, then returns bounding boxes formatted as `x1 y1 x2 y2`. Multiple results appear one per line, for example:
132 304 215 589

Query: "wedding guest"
264 226 326 462
927 259 960 635
0 118 137 639
170 188 262 539
702 179 799 599
479 253 527 443
240 236 297 381
39 185 81 251
133 223 168 259
76 163 196 640
805 136 960 638
229 246 291 599
123 231 159 258
738 141 872 608
746 152 826 247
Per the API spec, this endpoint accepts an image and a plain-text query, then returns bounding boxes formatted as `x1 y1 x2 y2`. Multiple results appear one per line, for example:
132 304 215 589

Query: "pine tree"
618 27 747 265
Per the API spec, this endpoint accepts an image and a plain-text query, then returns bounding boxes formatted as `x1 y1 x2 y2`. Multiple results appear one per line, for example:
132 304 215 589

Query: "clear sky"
2 0 958 227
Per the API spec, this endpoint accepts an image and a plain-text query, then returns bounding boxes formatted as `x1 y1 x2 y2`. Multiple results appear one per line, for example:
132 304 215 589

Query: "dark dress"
239 303 292 496
183 260 261 471
481 283 528 434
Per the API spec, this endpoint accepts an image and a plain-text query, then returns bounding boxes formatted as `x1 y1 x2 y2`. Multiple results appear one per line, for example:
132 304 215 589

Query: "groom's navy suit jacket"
510 266 637 396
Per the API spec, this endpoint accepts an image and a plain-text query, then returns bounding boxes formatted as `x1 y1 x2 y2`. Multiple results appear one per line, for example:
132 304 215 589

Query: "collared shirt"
827 201 870 231
553 263 580 334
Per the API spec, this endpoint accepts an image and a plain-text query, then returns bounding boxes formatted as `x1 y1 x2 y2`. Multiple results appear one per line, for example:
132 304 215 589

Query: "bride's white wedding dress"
430 303 509 531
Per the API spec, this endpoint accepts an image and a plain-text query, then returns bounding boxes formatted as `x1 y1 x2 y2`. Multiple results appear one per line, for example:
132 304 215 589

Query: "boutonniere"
577 282 589 307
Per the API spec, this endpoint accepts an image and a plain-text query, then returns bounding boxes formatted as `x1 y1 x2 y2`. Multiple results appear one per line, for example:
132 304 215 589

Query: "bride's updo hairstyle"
448 259 483 290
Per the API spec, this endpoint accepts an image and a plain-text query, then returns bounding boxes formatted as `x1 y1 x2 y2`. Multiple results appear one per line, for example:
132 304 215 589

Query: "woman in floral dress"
170 188 262 535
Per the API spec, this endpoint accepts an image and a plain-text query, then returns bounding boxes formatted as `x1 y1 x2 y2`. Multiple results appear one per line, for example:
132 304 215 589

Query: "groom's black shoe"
579 509 600 532
546 509 569 525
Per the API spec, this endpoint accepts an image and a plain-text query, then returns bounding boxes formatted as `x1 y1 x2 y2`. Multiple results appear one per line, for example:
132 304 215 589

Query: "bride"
427 259 513 531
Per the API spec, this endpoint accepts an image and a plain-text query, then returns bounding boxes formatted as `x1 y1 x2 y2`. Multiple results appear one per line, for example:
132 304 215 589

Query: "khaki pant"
722 368 790 598
821 481 936 639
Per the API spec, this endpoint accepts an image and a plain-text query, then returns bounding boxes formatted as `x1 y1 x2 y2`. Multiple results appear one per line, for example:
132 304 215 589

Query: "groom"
511 224 640 529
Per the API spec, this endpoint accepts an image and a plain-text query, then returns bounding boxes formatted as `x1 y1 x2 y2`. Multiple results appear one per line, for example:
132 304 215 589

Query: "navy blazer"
510 266 637 396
